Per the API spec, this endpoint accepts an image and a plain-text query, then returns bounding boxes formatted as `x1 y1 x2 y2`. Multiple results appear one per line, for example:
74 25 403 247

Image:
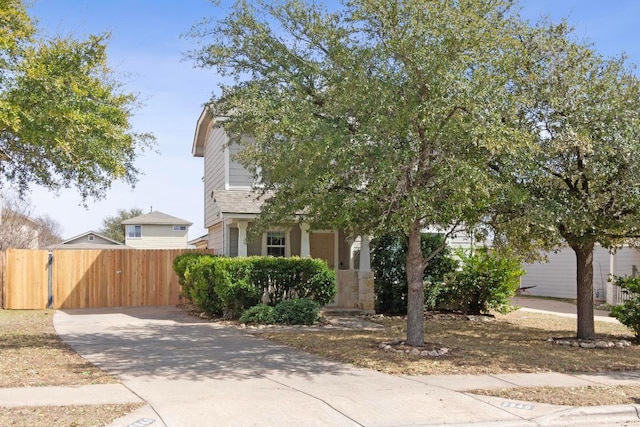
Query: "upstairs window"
173 225 187 231
88 235 95 242
127 225 142 239
266 231 286 257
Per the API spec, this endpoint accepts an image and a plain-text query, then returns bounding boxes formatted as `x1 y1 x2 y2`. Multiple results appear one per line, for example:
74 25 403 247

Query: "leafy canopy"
0 0 154 202
99 207 144 243
189 0 527 346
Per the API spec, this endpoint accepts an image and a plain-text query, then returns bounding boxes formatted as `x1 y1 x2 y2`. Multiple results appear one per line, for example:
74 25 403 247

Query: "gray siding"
521 246 639 300
228 142 255 189
204 127 227 227
289 224 301 257
65 234 118 246
125 224 188 249
229 227 239 257
338 229 351 270
208 222 223 255
247 234 262 256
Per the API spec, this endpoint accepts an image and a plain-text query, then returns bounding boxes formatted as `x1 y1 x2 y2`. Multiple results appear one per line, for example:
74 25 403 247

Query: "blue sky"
25 0 640 241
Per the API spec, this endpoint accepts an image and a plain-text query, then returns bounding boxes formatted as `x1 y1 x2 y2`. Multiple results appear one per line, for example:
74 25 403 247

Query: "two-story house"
122 210 192 249
192 108 374 311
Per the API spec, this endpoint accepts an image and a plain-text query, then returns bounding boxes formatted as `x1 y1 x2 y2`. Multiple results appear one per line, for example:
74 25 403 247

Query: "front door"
310 232 335 269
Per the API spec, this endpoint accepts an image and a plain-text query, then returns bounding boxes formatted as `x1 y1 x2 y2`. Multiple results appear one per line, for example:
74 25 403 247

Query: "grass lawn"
260 308 640 406
0 310 142 426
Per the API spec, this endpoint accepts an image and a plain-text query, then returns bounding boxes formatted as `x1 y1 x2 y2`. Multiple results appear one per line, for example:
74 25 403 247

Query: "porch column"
357 235 374 312
300 222 311 258
359 235 371 272
237 221 248 257
606 251 616 305
347 237 355 270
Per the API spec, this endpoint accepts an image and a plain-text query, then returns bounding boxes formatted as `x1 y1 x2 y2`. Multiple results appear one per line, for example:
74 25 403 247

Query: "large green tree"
491 22 640 340
0 0 154 202
190 0 523 345
99 207 144 243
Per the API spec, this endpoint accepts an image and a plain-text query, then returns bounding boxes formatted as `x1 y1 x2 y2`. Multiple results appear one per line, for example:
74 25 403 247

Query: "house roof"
59 230 124 246
192 107 228 158
213 190 272 214
121 211 193 226
188 233 209 245
48 230 130 249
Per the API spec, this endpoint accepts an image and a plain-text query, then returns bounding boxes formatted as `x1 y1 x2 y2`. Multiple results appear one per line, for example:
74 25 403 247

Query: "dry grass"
0 404 144 427
0 310 114 387
263 310 638 375
260 309 640 406
0 310 139 426
468 385 640 406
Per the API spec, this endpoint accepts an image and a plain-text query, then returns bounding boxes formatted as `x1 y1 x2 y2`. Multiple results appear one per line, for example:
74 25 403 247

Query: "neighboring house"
192 108 374 311
48 231 129 250
520 245 640 306
188 233 209 250
122 211 192 249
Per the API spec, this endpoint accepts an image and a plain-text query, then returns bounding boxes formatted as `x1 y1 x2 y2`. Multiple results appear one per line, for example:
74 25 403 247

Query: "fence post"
0 251 4 309
47 251 54 309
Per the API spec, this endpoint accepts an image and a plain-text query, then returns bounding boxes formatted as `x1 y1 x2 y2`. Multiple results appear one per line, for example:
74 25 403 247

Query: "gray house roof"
49 230 130 249
122 211 193 226
213 190 272 214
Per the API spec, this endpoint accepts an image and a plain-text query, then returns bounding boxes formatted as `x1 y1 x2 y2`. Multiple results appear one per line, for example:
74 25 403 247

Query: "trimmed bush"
432 248 523 314
183 255 223 316
239 304 276 324
173 252 215 297
174 255 336 319
610 276 640 338
250 257 336 306
274 298 320 325
371 233 458 315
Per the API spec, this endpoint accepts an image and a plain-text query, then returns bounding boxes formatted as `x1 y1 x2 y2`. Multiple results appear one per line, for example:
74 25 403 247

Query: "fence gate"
2 248 213 309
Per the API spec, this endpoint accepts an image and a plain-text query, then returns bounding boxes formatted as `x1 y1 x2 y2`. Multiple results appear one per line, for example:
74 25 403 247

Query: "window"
266 231 286 257
88 235 95 242
127 225 142 238
173 225 187 231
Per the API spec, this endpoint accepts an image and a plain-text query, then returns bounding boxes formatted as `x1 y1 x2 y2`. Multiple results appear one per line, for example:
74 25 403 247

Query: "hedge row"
173 254 337 318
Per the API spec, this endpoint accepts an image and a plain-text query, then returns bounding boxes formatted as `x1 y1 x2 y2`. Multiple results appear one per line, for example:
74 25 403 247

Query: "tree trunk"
571 241 596 340
406 220 426 347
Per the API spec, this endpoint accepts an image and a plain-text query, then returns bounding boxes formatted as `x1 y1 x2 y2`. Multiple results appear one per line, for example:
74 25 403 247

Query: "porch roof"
213 190 272 215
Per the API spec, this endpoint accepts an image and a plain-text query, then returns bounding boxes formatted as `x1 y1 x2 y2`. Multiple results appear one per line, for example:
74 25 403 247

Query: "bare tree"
0 194 64 250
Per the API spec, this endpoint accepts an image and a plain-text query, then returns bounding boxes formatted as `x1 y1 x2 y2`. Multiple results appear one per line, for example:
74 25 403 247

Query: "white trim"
224 224 231 256
262 228 291 257
224 145 230 190
237 221 248 257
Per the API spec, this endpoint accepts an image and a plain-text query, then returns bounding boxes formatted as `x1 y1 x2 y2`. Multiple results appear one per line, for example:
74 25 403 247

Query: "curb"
534 404 640 426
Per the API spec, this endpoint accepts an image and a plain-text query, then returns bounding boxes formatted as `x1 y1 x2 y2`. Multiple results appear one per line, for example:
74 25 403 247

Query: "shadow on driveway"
54 306 355 382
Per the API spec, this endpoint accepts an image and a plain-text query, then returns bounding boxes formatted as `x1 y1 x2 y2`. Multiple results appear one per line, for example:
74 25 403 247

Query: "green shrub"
432 248 523 314
274 298 320 325
610 276 640 338
184 256 223 316
371 233 458 315
250 257 336 306
212 258 261 319
239 304 276 324
173 252 215 296
181 256 336 319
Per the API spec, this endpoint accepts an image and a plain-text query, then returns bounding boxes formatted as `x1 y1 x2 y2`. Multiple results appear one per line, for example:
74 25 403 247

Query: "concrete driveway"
54 306 542 427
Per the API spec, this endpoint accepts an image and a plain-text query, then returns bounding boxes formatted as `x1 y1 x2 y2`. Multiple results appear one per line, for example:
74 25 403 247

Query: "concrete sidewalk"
38 305 639 427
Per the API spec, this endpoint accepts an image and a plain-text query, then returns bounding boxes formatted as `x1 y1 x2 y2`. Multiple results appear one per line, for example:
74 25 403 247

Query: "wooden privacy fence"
1 248 214 309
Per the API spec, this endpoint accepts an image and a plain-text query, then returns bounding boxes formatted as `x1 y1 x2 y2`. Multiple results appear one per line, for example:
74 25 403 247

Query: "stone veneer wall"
336 270 359 308
335 270 375 312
